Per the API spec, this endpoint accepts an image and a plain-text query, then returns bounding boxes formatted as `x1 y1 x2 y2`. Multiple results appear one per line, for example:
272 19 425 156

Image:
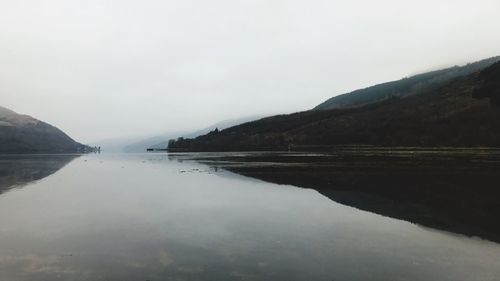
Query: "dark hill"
0 106 89 154
314 56 500 110
169 60 500 152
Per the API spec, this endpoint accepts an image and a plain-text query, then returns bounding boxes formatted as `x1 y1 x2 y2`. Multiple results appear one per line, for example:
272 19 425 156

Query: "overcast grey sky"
1 0 499 142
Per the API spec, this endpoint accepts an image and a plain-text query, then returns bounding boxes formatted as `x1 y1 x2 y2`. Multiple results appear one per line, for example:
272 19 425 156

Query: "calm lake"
0 153 499 281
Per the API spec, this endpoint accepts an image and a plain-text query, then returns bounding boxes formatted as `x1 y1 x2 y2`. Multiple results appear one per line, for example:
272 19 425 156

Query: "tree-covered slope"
314 56 500 110
168 61 500 152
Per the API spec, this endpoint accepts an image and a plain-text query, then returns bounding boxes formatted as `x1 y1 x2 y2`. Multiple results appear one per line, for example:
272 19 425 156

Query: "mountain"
314 56 500 110
168 59 500 151
0 106 88 154
90 132 193 153
123 115 263 152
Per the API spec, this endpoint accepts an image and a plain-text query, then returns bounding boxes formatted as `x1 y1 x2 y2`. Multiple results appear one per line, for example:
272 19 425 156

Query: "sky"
1 0 500 143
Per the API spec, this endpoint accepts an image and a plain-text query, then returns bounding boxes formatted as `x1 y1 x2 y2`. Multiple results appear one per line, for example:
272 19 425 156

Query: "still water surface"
0 154 499 281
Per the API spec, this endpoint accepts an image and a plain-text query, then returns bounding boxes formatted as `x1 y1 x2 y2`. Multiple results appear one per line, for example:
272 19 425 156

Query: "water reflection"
0 153 499 281
0 154 80 194
174 151 500 243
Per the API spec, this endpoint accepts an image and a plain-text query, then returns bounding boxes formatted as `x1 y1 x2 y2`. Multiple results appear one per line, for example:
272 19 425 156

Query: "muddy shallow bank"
171 148 500 243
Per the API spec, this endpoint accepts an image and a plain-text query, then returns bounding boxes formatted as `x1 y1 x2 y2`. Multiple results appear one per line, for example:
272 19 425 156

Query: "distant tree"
167 139 176 148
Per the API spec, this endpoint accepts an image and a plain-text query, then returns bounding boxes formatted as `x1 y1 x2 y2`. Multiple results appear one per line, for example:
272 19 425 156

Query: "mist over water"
0 154 499 281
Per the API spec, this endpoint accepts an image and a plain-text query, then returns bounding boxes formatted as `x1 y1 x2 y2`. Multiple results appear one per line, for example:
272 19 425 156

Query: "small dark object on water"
146 148 168 152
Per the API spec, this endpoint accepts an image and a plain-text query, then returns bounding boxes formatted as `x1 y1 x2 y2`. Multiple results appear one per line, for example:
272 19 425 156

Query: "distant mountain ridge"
122 115 263 152
314 56 500 110
168 57 500 151
0 106 88 154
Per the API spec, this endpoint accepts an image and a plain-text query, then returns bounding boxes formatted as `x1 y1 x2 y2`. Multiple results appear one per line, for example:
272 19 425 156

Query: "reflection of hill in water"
0 154 80 193
177 150 500 243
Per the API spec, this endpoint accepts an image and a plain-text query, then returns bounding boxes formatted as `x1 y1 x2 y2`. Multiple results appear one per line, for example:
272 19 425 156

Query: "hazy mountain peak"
0 106 39 127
